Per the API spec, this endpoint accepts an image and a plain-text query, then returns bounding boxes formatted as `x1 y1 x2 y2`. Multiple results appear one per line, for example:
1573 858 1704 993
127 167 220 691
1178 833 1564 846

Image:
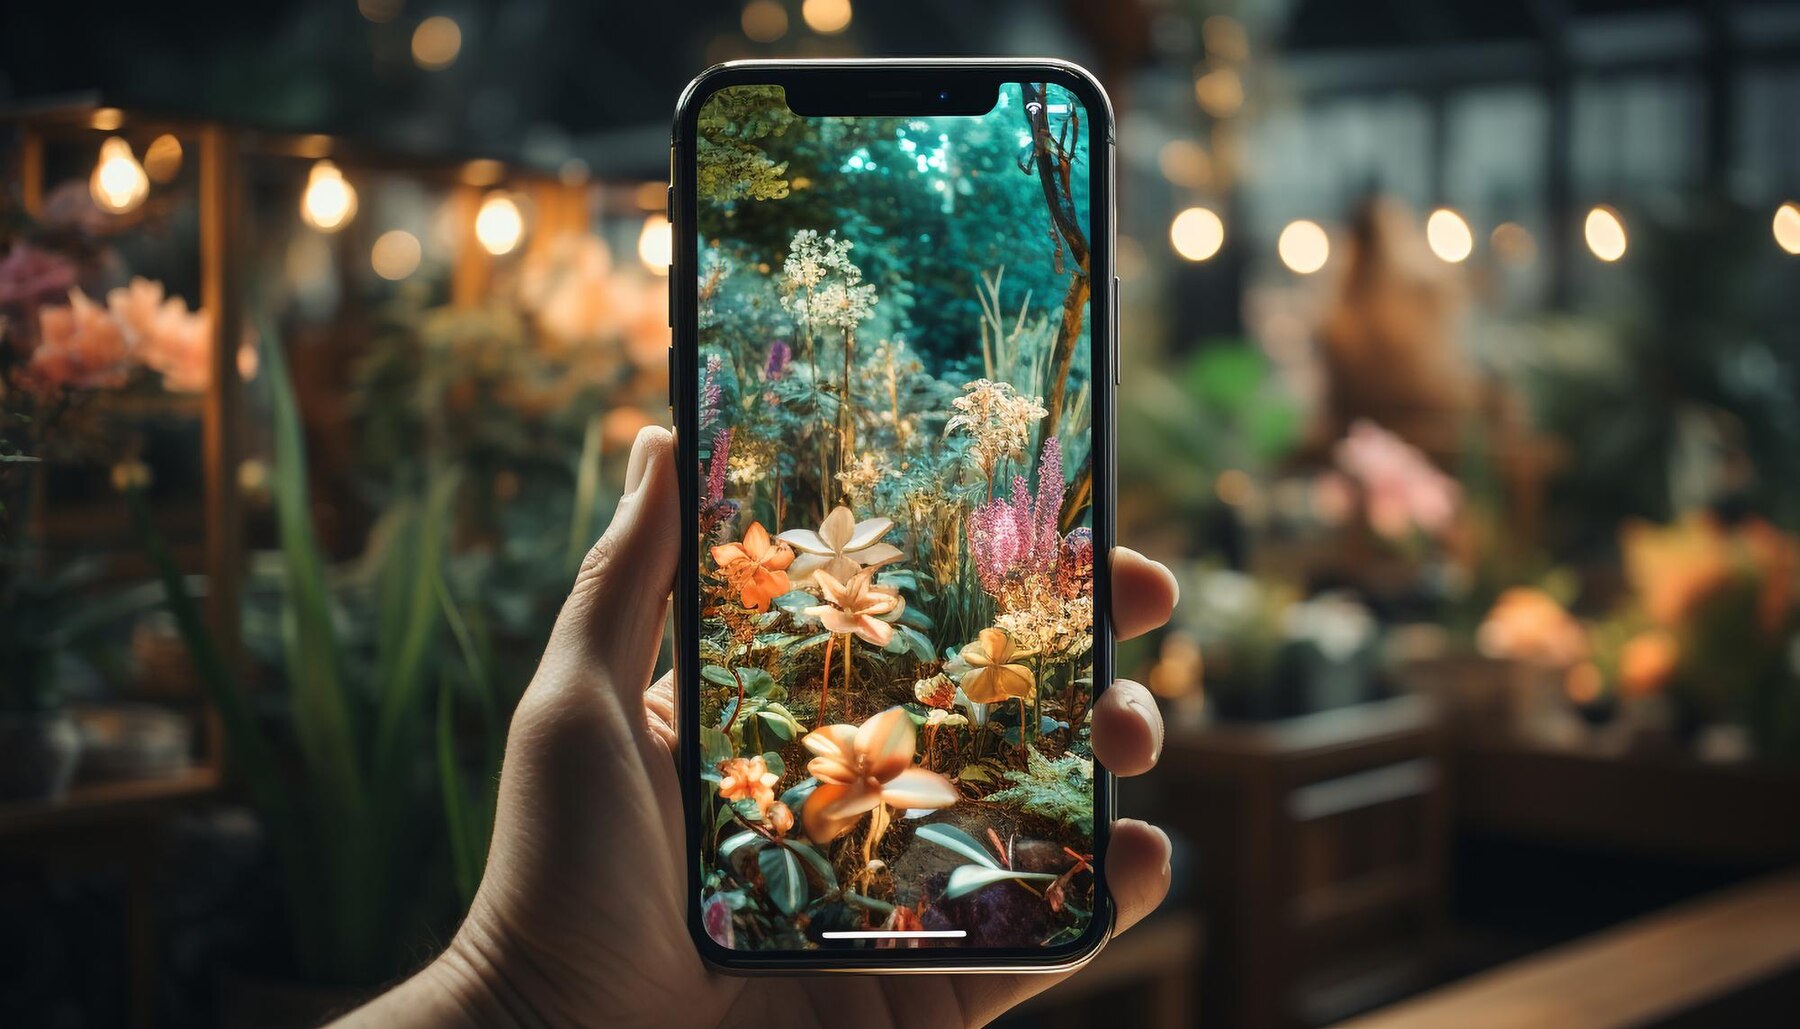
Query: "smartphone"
671 58 1116 973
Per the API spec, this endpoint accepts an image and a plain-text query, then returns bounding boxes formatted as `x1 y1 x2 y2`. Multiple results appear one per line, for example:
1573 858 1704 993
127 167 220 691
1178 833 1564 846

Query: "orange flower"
107 277 212 393
804 569 903 647
1476 587 1587 668
711 522 794 611
799 707 957 843
957 628 1037 704
717 755 779 815
28 288 134 391
1619 630 1679 697
1621 516 1733 628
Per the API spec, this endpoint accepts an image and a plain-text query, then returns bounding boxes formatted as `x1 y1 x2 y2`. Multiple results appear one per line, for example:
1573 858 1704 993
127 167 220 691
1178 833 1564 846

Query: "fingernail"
1152 824 1172 878
1123 688 1163 763
623 428 653 496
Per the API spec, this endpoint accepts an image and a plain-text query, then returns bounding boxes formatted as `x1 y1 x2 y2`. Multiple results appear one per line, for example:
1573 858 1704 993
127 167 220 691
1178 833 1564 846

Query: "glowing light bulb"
1277 219 1329 274
638 214 671 275
90 137 149 214
1426 207 1474 263
1584 206 1627 262
301 160 357 232
1169 206 1225 262
371 230 422 280
144 134 183 184
802 0 852 34
475 192 525 256
1774 202 1800 256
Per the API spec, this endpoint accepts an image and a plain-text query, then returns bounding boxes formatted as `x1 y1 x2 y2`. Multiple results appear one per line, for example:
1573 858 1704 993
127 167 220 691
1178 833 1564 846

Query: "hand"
342 427 1179 1029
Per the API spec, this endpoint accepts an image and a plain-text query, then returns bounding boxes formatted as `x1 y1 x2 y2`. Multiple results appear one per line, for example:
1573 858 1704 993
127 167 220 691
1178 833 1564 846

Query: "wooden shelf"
0 766 220 842
1453 738 1800 867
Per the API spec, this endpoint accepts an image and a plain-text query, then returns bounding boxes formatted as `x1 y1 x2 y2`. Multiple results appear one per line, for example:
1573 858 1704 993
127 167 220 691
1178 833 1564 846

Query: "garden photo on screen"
693 81 1099 951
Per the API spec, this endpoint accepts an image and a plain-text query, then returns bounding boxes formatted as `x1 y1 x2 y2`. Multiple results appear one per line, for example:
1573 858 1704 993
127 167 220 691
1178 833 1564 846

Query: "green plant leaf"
719 830 764 864
700 727 733 767
843 892 895 914
773 590 820 614
943 865 1057 900
759 844 807 915
437 677 480 907
784 840 836 891
915 824 999 868
702 664 738 688
757 709 796 741
779 777 819 811
760 751 786 778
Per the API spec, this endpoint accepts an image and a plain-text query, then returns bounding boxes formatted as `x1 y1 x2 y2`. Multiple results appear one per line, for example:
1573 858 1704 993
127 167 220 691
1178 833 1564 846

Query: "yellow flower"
804 569 904 647
778 505 903 585
956 628 1037 704
799 707 957 843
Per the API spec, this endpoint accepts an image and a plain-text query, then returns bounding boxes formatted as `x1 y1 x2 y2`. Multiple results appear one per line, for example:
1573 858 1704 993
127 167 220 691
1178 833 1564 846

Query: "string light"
475 192 525 256
91 108 124 131
301 160 357 232
1774 202 1800 256
638 214 672 275
1169 207 1225 262
412 16 462 70
1490 222 1536 266
1584 205 1627 262
1277 219 1329 274
1426 207 1474 263
1157 139 1210 189
90 137 149 214
741 0 788 42
802 0 852 34
371 230 422 280
1193 67 1244 118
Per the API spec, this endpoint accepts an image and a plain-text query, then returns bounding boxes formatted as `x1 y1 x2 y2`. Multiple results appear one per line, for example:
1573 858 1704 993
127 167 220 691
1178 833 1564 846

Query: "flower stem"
722 666 747 737
820 634 834 723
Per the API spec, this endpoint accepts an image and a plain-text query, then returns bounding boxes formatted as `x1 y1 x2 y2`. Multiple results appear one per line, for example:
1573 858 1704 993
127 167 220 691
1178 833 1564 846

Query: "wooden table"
1343 871 1800 1028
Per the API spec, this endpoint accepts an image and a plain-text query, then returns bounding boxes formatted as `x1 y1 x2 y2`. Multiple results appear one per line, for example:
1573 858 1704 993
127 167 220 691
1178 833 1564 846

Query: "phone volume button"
667 345 675 410
1111 275 1121 385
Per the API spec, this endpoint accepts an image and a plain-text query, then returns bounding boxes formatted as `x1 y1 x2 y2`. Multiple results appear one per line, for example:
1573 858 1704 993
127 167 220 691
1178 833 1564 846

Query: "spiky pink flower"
764 340 791 380
699 353 724 432
968 436 1065 597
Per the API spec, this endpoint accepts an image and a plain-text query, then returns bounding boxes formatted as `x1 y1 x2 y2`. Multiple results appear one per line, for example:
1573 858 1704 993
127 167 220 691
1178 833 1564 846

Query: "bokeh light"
1426 207 1474 263
475 192 525 256
412 16 462 70
1774 202 1800 256
1158 139 1211 189
300 160 357 232
638 213 672 274
357 0 404 23
143 133 183 183
1170 206 1225 262
1277 219 1330 274
1490 222 1536 266
741 0 788 42
802 0 852 35
1584 205 1627 262
371 230 423 280
1194 67 1244 118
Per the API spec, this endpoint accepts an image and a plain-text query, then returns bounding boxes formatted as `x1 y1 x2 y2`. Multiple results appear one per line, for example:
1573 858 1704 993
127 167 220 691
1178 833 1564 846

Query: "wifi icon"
1026 100 1044 117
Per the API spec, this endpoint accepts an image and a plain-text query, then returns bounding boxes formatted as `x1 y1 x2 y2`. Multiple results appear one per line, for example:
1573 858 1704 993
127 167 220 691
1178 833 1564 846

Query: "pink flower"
1333 420 1460 540
108 278 212 393
968 436 1064 596
27 288 134 391
0 243 77 308
702 893 735 948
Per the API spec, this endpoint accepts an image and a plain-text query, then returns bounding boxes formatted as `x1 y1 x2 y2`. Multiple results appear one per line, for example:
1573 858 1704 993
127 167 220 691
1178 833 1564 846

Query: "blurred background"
4 1 1800 1026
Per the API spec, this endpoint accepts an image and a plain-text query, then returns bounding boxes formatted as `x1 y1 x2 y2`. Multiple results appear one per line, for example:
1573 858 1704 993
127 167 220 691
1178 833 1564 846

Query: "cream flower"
29 288 134 391
804 569 903 647
956 628 1037 704
107 277 212 393
799 707 957 843
779 505 903 584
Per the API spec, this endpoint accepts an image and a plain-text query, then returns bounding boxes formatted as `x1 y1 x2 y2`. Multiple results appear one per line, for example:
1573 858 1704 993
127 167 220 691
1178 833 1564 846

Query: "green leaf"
702 665 738 688
896 603 934 631
944 865 1057 900
843 892 895 915
784 840 837 891
915 824 999 868
795 632 834 651
719 830 764 863
741 667 780 699
957 764 996 784
757 709 796 741
774 590 820 614
892 624 935 661
759 844 807 915
437 678 480 906
760 751 786 779
779 777 819 811
700 727 733 767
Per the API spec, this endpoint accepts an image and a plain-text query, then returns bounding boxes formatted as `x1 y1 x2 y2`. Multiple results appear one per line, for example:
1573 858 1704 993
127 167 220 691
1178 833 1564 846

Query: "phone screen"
690 78 1101 955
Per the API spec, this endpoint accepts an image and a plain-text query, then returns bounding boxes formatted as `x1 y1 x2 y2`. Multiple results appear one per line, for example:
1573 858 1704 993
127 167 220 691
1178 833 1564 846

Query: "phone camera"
937 91 950 102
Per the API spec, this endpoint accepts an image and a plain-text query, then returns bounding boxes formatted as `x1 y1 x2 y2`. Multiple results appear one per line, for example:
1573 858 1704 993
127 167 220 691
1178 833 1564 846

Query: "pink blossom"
701 893 735 949
0 244 77 308
27 288 134 391
108 278 212 393
968 436 1065 596
1333 419 1460 540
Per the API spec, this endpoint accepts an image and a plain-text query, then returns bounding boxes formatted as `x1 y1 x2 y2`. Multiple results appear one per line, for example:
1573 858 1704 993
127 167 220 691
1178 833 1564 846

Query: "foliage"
982 750 1095 829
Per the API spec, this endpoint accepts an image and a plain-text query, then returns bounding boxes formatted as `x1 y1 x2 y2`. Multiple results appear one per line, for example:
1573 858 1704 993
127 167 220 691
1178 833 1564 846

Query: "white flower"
778 505 903 584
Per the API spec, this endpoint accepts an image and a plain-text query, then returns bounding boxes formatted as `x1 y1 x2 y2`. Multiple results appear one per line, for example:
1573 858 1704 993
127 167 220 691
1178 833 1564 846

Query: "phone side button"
1111 275 1121 385
665 187 675 327
667 345 675 410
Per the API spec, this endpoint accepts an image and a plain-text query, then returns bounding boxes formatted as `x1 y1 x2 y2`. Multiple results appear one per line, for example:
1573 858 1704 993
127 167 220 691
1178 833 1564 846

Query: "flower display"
1332 418 1461 540
799 707 957 843
968 436 1064 596
108 277 212 392
717 755 780 815
28 288 135 392
711 521 794 611
946 378 1048 482
1477 587 1587 668
957 628 1037 705
778 505 902 585
0 243 77 308
804 569 903 647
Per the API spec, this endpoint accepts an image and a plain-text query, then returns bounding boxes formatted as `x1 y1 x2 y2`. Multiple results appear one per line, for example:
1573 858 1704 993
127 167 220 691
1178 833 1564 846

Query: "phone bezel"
671 58 1118 975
